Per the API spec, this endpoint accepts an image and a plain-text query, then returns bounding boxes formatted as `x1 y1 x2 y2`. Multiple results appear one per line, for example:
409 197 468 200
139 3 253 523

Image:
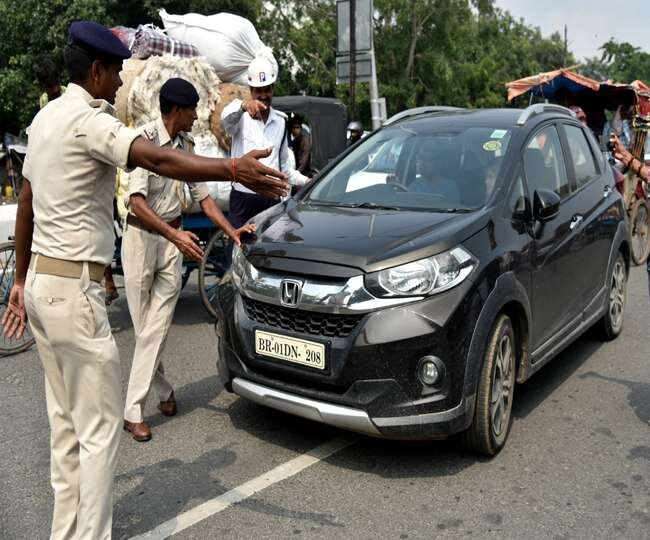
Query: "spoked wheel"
0 242 35 356
198 231 230 319
462 314 516 456
629 198 650 266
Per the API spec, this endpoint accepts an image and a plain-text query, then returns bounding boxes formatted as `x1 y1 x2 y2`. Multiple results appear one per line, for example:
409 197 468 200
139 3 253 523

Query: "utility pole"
349 0 356 120
563 24 568 67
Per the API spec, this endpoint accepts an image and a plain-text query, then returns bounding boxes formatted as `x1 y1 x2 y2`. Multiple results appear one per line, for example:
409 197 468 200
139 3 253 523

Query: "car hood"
246 199 490 274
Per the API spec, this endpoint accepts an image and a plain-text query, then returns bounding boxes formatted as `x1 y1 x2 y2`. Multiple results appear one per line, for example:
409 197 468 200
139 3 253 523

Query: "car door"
523 124 584 351
558 122 618 314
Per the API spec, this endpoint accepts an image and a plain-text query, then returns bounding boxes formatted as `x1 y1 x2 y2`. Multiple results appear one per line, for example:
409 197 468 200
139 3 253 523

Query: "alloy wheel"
609 260 626 333
490 333 515 442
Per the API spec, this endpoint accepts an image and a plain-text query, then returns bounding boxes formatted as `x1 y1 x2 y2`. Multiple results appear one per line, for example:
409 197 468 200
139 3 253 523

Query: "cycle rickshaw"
506 70 650 265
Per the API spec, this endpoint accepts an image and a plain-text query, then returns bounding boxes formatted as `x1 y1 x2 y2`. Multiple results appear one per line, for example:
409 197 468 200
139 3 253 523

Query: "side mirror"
533 189 561 222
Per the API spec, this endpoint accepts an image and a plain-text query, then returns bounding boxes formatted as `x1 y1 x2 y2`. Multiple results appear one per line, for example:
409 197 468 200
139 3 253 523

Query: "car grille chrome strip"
232 378 382 436
233 263 423 314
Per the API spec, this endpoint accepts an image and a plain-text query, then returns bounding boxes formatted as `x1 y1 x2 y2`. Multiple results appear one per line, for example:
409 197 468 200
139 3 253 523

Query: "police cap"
160 78 200 107
69 21 131 61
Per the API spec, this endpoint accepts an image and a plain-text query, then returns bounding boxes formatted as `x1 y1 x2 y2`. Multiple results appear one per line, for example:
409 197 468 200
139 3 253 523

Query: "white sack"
159 9 276 86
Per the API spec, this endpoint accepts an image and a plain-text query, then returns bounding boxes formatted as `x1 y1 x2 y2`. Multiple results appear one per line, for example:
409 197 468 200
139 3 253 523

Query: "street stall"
506 69 650 264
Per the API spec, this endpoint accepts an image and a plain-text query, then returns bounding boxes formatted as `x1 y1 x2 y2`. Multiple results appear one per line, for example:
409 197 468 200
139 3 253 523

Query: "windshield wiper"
307 200 400 211
344 202 400 210
431 207 474 213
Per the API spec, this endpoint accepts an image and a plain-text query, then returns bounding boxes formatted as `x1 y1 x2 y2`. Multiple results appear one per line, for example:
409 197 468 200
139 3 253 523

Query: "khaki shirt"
23 83 140 265
126 118 209 221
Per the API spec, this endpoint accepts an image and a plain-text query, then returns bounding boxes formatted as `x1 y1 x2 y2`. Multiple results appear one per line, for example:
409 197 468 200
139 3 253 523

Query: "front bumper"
232 377 475 439
216 275 483 440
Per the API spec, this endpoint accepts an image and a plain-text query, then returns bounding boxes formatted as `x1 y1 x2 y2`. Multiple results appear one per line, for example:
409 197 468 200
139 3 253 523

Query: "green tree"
0 0 261 134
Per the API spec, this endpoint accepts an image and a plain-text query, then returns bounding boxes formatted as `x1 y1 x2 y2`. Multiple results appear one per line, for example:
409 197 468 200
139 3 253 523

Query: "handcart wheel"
630 198 650 266
198 230 230 318
0 242 36 356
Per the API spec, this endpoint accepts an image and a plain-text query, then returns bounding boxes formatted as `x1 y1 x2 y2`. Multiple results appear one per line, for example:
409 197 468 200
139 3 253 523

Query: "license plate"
254 330 326 370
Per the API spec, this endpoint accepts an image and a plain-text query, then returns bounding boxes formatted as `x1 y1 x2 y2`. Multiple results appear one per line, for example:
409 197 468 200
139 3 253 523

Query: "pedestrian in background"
221 55 309 231
36 59 66 109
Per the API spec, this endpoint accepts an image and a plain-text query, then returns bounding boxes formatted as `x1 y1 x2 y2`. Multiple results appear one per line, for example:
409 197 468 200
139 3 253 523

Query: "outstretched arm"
128 140 289 199
199 196 256 247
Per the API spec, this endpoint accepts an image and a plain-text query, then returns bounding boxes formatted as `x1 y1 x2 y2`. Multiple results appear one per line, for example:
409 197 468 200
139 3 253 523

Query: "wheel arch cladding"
463 271 531 405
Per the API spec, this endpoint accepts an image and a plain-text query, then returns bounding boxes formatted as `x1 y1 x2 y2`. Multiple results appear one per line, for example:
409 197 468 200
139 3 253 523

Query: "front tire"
462 314 516 456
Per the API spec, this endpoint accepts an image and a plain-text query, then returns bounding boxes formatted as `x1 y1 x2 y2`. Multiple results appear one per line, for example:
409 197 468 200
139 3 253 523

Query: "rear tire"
461 314 516 456
630 198 650 265
596 253 627 340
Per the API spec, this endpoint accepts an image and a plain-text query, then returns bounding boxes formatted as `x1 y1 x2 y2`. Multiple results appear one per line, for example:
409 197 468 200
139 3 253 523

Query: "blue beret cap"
160 78 200 107
69 21 131 60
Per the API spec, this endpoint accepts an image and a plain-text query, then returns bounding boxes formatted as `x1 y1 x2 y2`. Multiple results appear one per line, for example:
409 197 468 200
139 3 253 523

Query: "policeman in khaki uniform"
122 78 254 442
2 22 287 540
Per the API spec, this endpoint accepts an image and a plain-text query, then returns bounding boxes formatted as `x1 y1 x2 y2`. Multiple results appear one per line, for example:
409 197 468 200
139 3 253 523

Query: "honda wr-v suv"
214 104 629 455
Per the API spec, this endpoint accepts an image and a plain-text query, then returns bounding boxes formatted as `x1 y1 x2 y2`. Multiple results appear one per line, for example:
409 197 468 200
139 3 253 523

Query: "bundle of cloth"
111 25 199 60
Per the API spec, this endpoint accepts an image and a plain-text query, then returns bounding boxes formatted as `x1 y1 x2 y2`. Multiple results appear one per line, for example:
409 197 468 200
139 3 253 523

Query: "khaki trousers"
25 263 121 540
122 225 182 423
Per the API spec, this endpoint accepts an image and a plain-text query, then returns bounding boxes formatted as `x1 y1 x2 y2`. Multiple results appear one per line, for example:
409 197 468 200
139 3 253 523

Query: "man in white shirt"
221 56 309 230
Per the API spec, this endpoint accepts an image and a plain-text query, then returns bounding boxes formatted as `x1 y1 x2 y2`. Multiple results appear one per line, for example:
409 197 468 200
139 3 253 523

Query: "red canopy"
506 68 600 102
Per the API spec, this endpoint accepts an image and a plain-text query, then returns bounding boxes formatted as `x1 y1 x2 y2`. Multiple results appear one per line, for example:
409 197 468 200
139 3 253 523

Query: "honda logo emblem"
280 279 302 307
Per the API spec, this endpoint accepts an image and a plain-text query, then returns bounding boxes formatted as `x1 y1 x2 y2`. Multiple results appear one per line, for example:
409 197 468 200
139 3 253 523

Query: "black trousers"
228 189 277 229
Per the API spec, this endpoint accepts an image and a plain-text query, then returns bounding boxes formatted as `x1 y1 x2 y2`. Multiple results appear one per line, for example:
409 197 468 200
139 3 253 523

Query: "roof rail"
383 106 465 126
516 103 576 126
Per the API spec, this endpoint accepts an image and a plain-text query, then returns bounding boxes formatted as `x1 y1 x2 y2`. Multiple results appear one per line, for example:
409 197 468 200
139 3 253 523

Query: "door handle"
603 185 613 199
570 214 584 230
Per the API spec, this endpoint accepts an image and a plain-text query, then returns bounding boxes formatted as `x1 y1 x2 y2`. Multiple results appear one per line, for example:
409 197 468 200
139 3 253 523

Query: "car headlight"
367 246 476 297
231 243 248 280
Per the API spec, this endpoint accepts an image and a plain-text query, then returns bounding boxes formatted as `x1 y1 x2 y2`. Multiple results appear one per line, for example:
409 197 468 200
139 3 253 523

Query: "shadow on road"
146 375 223 429
513 336 604 419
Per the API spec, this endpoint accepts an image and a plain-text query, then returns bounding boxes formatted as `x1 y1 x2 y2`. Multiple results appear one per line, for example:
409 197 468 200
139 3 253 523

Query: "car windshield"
306 123 512 211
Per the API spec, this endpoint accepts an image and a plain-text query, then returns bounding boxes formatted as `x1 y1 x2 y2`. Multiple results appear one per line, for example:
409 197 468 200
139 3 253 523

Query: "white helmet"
247 56 278 88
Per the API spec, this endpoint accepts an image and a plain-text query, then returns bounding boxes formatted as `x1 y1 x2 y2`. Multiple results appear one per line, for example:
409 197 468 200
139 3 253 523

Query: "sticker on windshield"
483 140 502 152
490 129 508 139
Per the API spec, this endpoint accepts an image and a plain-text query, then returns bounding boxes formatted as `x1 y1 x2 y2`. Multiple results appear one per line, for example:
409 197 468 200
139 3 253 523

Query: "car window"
564 124 598 189
508 170 527 217
523 125 570 199
307 125 513 211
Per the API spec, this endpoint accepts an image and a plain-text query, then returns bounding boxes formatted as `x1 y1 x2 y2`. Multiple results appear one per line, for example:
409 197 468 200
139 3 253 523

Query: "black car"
215 104 629 455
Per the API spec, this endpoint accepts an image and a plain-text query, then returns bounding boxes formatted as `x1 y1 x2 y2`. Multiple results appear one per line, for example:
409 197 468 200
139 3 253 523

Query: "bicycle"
0 239 35 356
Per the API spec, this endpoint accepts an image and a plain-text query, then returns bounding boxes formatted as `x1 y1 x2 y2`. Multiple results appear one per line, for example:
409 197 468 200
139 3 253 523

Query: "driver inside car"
409 144 462 205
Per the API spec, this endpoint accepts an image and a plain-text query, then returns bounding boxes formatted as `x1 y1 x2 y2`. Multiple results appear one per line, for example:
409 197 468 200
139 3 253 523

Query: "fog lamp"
418 356 443 386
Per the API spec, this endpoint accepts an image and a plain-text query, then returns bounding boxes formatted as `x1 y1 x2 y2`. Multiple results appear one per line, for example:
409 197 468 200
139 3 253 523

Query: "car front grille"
242 297 362 338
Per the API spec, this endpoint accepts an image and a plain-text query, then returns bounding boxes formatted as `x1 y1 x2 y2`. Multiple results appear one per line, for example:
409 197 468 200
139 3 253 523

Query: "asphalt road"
1 267 649 540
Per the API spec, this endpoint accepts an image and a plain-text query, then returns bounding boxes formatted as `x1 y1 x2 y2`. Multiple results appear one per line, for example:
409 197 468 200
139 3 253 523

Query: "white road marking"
130 436 357 540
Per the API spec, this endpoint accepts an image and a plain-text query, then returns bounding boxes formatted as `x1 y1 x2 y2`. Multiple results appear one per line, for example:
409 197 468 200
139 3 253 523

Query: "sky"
494 0 650 61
